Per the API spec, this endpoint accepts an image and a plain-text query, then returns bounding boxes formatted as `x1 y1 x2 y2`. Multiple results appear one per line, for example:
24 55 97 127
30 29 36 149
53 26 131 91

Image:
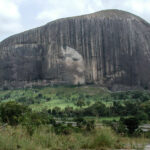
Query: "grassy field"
0 86 150 150
0 85 150 112
0 85 111 111
0 125 148 150
30 99 79 111
84 116 120 123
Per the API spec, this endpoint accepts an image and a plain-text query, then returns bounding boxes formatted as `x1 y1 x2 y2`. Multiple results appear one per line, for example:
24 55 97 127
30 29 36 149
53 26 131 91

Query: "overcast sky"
0 0 150 41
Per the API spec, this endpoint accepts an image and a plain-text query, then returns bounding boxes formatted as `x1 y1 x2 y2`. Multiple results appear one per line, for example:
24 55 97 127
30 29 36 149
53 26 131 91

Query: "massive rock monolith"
0 9 150 90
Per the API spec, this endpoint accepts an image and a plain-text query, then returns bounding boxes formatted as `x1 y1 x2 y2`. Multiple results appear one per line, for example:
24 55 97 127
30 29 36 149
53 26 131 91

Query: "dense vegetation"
0 86 150 149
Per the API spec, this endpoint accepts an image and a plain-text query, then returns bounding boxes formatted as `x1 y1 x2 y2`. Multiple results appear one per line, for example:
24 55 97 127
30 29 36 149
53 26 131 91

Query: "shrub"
23 112 54 136
122 117 140 134
0 101 30 126
135 111 149 122
88 128 118 149
144 131 150 138
76 99 85 108
53 124 72 135
86 120 95 131
74 117 87 128
115 122 128 135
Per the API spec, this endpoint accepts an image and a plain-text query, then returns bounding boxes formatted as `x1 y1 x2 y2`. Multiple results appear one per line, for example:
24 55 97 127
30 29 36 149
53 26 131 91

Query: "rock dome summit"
0 9 150 90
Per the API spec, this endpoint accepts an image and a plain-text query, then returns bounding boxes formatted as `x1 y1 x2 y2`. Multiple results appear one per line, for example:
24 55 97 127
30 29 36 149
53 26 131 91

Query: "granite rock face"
0 9 150 90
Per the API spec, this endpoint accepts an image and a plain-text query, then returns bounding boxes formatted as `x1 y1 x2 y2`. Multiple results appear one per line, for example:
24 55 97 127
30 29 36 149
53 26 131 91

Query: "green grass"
0 86 150 150
0 125 148 150
1 85 150 113
30 99 78 111
0 85 110 111
30 98 98 111
84 116 120 123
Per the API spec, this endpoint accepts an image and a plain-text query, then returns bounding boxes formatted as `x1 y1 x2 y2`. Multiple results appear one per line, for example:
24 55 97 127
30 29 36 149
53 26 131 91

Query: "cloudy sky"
0 0 150 41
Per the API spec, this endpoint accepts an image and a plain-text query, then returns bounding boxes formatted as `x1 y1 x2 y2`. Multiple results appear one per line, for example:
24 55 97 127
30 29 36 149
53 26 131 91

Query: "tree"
86 101 91 106
64 107 74 117
140 101 150 119
0 101 30 126
123 117 140 134
74 117 87 128
86 120 95 131
52 107 61 116
135 111 148 122
124 101 139 115
53 123 72 135
112 101 125 116
76 99 85 108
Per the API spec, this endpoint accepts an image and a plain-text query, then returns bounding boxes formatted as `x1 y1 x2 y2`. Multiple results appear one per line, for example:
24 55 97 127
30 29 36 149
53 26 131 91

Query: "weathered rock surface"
0 9 150 90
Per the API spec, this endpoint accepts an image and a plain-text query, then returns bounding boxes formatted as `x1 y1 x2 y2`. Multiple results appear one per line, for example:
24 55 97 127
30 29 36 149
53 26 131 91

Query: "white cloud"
0 0 23 41
123 0 150 14
1 0 150 41
36 0 150 24
0 0 20 20
1 22 23 34
37 9 63 22
36 0 103 22
126 0 150 21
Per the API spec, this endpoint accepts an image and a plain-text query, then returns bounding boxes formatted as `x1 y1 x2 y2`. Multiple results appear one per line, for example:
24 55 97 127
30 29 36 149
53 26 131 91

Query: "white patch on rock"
61 46 85 84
